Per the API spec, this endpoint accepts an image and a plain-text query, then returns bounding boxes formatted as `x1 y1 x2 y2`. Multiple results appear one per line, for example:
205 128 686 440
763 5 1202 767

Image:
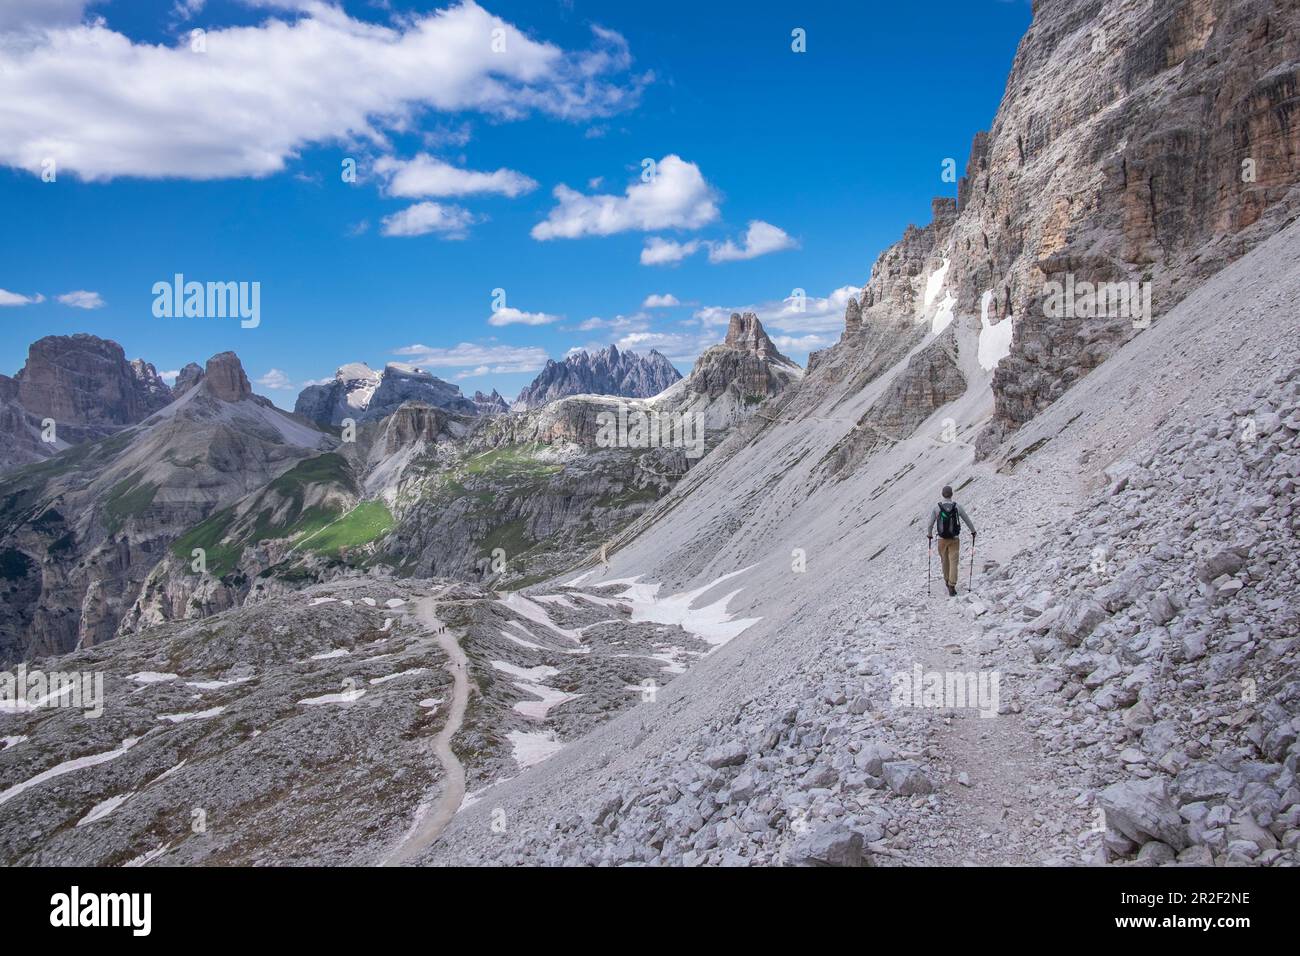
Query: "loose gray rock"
786 822 869 867
1099 780 1189 850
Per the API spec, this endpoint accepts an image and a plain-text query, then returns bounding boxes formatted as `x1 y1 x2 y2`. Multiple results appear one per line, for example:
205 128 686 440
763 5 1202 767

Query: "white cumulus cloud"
255 368 295 390
374 154 537 199
56 290 104 309
0 289 44 306
706 220 797 263
532 154 718 240
0 2 646 181
640 237 701 266
772 333 836 352
487 306 562 327
641 293 680 308
613 329 718 365
695 284 860 335
393 342 549 374
575 313 649 332
380 202 475 238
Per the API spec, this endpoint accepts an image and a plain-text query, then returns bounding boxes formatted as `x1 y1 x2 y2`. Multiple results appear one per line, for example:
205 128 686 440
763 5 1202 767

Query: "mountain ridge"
513 344 682 410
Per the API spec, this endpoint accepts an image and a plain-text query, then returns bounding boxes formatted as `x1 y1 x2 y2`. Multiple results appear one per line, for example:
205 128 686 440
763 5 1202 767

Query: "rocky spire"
172 362 205 398
202 352 252 402
723 313 792 366
844 297 862 335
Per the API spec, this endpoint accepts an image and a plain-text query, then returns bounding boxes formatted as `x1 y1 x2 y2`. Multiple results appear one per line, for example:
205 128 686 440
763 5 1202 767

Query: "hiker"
927 485 976 596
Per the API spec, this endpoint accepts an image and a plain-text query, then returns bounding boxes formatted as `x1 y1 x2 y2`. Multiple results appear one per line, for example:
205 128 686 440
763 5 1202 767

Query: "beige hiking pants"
937 537 960 588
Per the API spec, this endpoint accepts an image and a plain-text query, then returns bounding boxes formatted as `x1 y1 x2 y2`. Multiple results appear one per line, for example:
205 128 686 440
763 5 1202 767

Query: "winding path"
380 593 470 866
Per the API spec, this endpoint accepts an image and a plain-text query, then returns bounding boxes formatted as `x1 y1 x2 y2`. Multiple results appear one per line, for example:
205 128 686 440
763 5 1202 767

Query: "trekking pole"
927 537 932 596
968 534 976 590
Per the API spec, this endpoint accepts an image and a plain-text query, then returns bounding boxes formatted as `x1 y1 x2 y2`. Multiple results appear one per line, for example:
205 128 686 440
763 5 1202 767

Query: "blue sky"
0 0 1031 407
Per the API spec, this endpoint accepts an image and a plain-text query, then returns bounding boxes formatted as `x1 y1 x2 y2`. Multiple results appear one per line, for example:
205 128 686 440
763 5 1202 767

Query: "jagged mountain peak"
472 389 509 415
722 312 794 366
514 344 682 410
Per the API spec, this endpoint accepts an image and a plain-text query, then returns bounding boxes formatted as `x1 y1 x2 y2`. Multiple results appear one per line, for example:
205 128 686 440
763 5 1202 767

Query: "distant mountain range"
0 314 796 663
513 345 681 410
290 346 682 426
294 362 478 426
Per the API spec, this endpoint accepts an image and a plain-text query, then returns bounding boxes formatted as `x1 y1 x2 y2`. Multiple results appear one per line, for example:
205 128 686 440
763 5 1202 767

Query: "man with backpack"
927 485 976 596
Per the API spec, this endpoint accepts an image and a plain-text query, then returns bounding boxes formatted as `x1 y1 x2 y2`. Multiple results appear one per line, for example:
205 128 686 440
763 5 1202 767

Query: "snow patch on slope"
978 290 1014 371
0 737 139 808
922 258 950 313
584 567 762 647
507 730 564 768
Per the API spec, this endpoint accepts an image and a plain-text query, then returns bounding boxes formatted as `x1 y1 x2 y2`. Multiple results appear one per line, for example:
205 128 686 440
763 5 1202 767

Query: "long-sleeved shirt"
927 500 975 536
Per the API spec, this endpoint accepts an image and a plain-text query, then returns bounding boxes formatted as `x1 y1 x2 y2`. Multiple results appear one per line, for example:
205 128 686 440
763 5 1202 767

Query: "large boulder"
1099 779 1189 851
786 822 870 867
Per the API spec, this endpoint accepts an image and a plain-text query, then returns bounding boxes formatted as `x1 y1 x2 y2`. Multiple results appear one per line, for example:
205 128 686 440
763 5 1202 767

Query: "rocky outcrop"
294 362 475 426
0 334 175 473
983 0 1300 424
201 351 252 402
687 313 800 403
172 362 205 398
128 359 171 408
514 345 681 410
852 199 959 337
805 194 957 405
0 375 45 474
377 402 454 455
14 334 173 428
821 328 967 480
294 362 380 426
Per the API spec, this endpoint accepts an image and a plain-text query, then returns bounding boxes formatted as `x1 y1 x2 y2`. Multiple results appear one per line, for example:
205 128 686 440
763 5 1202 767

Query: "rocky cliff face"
15 334 173 428
0 375 46 475
514 345 682 410
0 334 174 472
294 361 475 426
829 0 1300 455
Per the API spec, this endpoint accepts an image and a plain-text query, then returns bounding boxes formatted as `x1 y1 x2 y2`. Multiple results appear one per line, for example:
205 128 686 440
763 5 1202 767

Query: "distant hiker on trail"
927 485 976 597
